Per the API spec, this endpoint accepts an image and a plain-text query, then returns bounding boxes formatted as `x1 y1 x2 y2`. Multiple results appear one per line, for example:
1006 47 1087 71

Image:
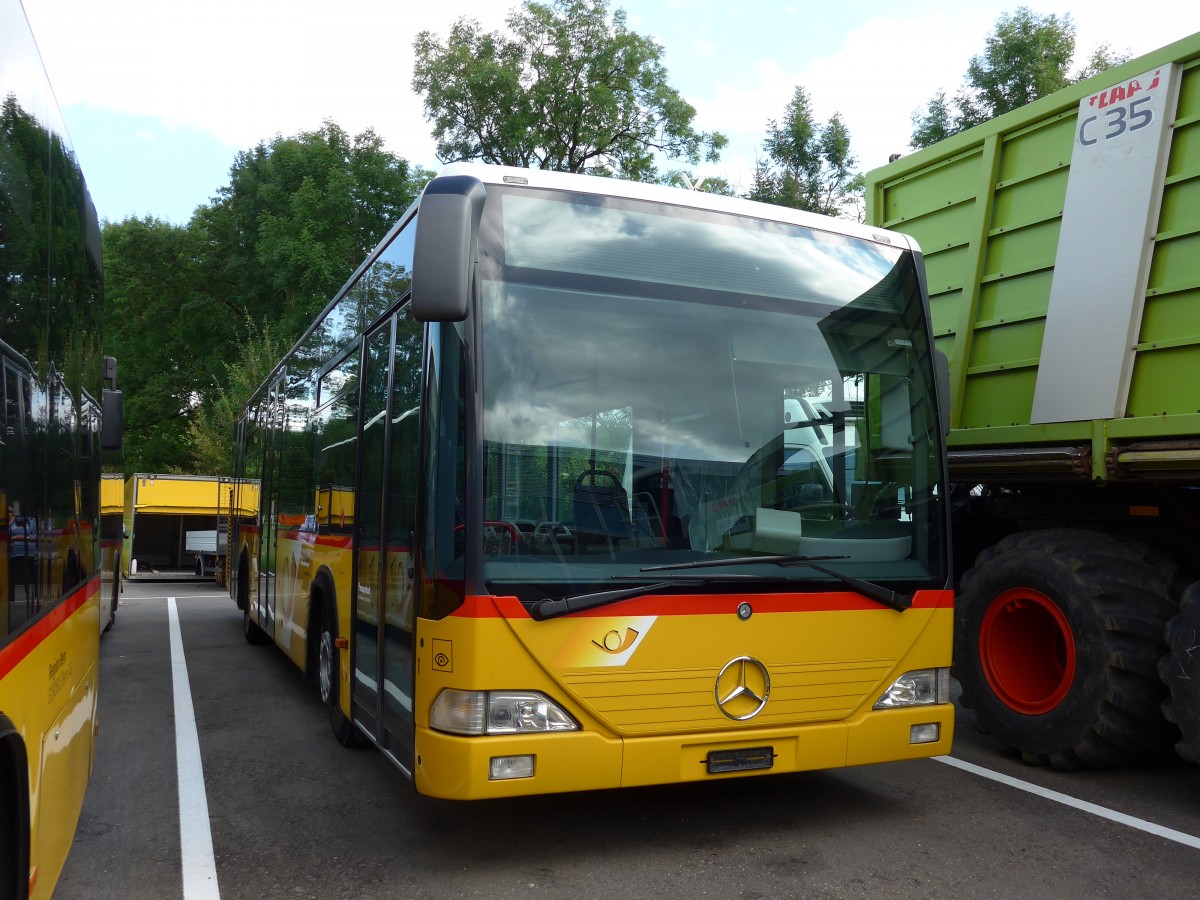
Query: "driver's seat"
573 470 632 551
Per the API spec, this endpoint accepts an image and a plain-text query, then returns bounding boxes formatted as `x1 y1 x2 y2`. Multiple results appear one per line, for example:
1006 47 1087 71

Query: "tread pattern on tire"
956 528 1178 770
1162 581 1200 764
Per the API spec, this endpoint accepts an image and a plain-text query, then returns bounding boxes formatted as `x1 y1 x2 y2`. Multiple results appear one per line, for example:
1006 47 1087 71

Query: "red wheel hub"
979 587 1076 715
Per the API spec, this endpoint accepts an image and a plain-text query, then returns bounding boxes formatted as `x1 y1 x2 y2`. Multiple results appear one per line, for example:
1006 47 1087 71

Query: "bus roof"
435 161 919 254
243 162 921 419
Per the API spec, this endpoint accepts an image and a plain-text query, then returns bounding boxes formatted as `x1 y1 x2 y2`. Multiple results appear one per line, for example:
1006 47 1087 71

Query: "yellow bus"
0 2 122 896
231 163 954 800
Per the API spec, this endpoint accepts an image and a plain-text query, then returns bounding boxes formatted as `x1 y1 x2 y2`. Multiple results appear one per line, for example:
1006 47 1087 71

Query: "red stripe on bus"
451 589 954 619
0 576 99 681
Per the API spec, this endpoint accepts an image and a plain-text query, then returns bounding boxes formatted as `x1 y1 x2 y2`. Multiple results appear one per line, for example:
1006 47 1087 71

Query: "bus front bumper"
412 704 954 800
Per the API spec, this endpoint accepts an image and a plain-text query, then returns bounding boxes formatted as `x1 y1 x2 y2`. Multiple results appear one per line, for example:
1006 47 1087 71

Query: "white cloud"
803 13 989 170
688 12 994 189
688 5 1199 191
23 0 511 165
19 0 1200 204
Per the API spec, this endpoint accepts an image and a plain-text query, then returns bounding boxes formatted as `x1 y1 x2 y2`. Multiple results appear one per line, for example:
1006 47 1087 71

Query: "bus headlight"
430 689 579 735
873 668 951 709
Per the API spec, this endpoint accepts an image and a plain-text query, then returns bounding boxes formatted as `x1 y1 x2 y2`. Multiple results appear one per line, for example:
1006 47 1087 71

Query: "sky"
17 0 1200 226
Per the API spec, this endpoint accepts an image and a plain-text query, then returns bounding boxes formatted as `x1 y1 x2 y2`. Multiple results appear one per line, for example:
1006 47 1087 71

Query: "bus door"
258 382 281 637
352 322 391 743
352 310 420 771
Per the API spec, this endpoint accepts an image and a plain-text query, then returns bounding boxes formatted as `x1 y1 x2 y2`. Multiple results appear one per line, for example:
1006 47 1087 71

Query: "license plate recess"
706 746 775 774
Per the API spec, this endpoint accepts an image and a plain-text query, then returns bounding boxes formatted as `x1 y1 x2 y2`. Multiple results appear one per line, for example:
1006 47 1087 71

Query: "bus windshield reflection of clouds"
478 191 942 591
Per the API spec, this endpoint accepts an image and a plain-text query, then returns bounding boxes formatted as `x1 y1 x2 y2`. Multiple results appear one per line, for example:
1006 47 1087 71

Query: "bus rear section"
232 164 953 800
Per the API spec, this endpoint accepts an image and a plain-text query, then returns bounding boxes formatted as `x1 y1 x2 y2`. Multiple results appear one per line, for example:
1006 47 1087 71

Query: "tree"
102 121 430 476
908 90 956 151
1073 42 1131 82
186 319 290 475
195 121 431 346
910 7 1130 149
412 0 725 180
747 86 861 219
102 217 207 473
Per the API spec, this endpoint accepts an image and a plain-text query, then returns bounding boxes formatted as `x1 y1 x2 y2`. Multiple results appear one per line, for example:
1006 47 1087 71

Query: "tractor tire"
955 529 1177 769
1162 581 1200 764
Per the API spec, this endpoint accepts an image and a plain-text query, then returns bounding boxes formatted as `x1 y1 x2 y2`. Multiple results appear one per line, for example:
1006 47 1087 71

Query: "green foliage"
195 121 431 345
412 0 725 180
186 320 290 475
746 87 861 219
1073 43 1132 82
101 121 430 476
102 217 206 473
910 7 1130 150
908 90 956 151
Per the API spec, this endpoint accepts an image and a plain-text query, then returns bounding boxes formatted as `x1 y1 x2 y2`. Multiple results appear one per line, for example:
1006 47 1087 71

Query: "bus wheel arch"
0 715 30 900
955 529 1176 769
306 570 335 690
310 568 357 747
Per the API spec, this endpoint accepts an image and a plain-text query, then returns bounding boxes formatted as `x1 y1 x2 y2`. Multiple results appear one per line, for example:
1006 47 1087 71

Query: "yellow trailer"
123 474 259 579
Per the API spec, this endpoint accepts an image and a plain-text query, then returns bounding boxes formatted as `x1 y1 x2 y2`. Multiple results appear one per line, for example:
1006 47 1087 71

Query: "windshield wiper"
528 580 696 621
528 555 912 621
641 554 848 572
641 555 912 612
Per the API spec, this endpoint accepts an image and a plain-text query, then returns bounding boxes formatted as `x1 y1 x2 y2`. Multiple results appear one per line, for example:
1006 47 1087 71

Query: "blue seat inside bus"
573 470 633 549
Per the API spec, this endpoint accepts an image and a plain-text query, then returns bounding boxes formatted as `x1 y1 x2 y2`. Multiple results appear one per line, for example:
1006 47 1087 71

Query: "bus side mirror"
102 389 123 451
411 175 486 322
934 350 951 438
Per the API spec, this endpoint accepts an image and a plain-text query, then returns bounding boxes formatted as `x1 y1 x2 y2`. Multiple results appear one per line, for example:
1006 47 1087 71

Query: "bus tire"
243 601 269 646
1162 581 1200 764
955 529 1176 769
315 584 357 747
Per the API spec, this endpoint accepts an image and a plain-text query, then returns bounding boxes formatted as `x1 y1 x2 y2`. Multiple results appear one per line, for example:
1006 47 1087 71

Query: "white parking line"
168 597 222 899
935 755 1200 849
136 593 230 601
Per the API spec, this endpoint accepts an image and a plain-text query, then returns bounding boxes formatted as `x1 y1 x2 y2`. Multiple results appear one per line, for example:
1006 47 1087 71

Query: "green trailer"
866 31 1200 768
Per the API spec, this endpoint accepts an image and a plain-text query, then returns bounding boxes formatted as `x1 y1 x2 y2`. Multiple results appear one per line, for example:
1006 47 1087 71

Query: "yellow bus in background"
0 2 122 896
231 163 953 800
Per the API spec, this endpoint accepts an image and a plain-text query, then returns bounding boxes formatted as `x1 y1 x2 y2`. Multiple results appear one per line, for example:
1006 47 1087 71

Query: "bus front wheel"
316 587 357 747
